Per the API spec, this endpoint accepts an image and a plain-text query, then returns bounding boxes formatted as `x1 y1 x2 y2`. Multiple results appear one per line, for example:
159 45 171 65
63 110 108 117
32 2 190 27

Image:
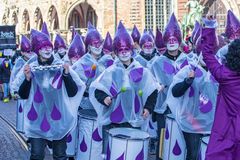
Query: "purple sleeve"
201 28 233 82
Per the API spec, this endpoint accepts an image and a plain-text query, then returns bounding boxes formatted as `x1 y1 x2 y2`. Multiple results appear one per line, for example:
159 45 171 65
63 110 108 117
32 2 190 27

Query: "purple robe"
201 28 240 159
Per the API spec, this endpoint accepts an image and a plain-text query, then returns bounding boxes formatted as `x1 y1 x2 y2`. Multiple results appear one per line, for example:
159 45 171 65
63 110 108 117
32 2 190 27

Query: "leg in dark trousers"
156 113 166 160
30 138 46 160
183 131 202 160
52 136 67 160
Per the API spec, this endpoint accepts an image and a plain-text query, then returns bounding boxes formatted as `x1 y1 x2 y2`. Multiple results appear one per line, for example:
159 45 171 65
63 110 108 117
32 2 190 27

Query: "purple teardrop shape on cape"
134 94 140 113
109 82 118 97
66 134 72 143
135 147 144 160
165 126 169 140
40 113 51 132
172 140 182 156
34 85 43 103
80 136 87 152
117 153 125 160
92 127 102 142
82 64 91 78
106 59 114 67
200 100 213 113
149 121 154 130
110 102 124 123
163 61 175 74
27 103 38 121
189 86 194 97
51 104 62 120
106 143 111 160
19 104 23 113
180 59 188 69
129 67 143 83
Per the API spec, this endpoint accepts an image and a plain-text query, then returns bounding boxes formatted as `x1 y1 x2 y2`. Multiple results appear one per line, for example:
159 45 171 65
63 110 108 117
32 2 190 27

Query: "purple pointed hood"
131 25 141 44
193 25 202 45
84 22 102 48
155 28 165 49
54 34 66 50
30 29 53 55
68 33 86 59
191 21 200 39
225 10 240 40
41 22 50 38
139 31 154 48
103 32 113 54
113 21 134 52
20 35 31 52
163 13 182 44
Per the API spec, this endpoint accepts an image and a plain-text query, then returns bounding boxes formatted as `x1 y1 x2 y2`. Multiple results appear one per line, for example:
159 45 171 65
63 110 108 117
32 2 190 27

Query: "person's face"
142 42 154 55
166 36 179 51
117 47 132 62
39 46 53 59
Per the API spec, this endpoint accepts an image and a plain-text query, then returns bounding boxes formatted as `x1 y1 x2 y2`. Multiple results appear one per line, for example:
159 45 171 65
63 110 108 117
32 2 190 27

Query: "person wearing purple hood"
200 15 240 160
155 28 166 55
131 24 142 57
16 29 85 160
54 34 67 60
89 21 158 154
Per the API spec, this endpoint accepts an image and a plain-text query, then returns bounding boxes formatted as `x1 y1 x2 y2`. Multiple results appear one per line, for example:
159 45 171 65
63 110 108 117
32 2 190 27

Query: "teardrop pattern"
34 85 43 103
110 102 124 123
134 94 140 113
19 104 23 113
92 127 102 142
51 104 62 120
27 103 38 121
40 113 51 132
66 134 72 143
80 136 87 152
135 147 144 160
172 140 182 156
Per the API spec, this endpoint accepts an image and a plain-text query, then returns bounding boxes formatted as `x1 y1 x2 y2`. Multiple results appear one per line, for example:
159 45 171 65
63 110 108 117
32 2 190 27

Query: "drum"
199 136 210 160
76 109 103 160
162 114 186 160
16 100 24 133
66 125 78 156
107 127 149 160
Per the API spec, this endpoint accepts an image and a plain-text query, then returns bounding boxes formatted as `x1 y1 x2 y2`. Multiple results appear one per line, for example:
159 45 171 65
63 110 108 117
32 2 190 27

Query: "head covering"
103 32 113 53
139 30 154 48
20 35 31 52
68 33 85 59
54 34 66 50
225 10 240 40
41 22 50 38
155 28 165 49
131 25 141 44
30 29 53 55
113 21 134 52
163 13 182 44
84 22 102 48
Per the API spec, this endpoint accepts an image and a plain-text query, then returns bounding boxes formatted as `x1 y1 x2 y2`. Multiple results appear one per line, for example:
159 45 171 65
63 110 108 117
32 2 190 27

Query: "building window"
145 0 153 30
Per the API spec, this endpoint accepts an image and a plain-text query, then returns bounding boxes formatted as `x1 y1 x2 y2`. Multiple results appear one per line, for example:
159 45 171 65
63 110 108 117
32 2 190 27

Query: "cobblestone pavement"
0 100 156 160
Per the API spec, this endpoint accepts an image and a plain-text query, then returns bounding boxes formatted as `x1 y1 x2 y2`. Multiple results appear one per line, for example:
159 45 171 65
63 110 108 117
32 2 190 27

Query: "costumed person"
149 13 190 160
131 24 141 57
155 28 166 55
72 21 104 110
98 32 115 69
201 15 240 160
89 21 158 154
54 34 67 61
17 29 85 160
134 30 157 68
216 10 240 64
41 22 50 38
10 35 35 132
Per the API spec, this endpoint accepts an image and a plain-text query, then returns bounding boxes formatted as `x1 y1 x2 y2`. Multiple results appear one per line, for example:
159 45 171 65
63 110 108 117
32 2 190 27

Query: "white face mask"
58 48 66 56
166 43 179 51
143 48 154 55
89 45 102 55
118 51 132 62
39 49 53 59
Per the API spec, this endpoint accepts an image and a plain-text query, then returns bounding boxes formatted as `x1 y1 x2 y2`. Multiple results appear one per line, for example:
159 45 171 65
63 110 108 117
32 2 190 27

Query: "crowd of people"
4 9 240 160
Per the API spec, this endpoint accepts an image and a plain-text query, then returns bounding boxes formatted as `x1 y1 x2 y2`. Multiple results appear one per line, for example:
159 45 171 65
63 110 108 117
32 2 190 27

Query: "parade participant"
0 56 11 103
98 32 115 68
41 22 50 38
216 10 240 64
89 21 158 153
72 22 104 110
201 15 240 160
17 29 85 160
67 33 85 65
155 28 166 55
54 34 67 60
131 24 141 57
149 13 190 160
134 30 157 68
